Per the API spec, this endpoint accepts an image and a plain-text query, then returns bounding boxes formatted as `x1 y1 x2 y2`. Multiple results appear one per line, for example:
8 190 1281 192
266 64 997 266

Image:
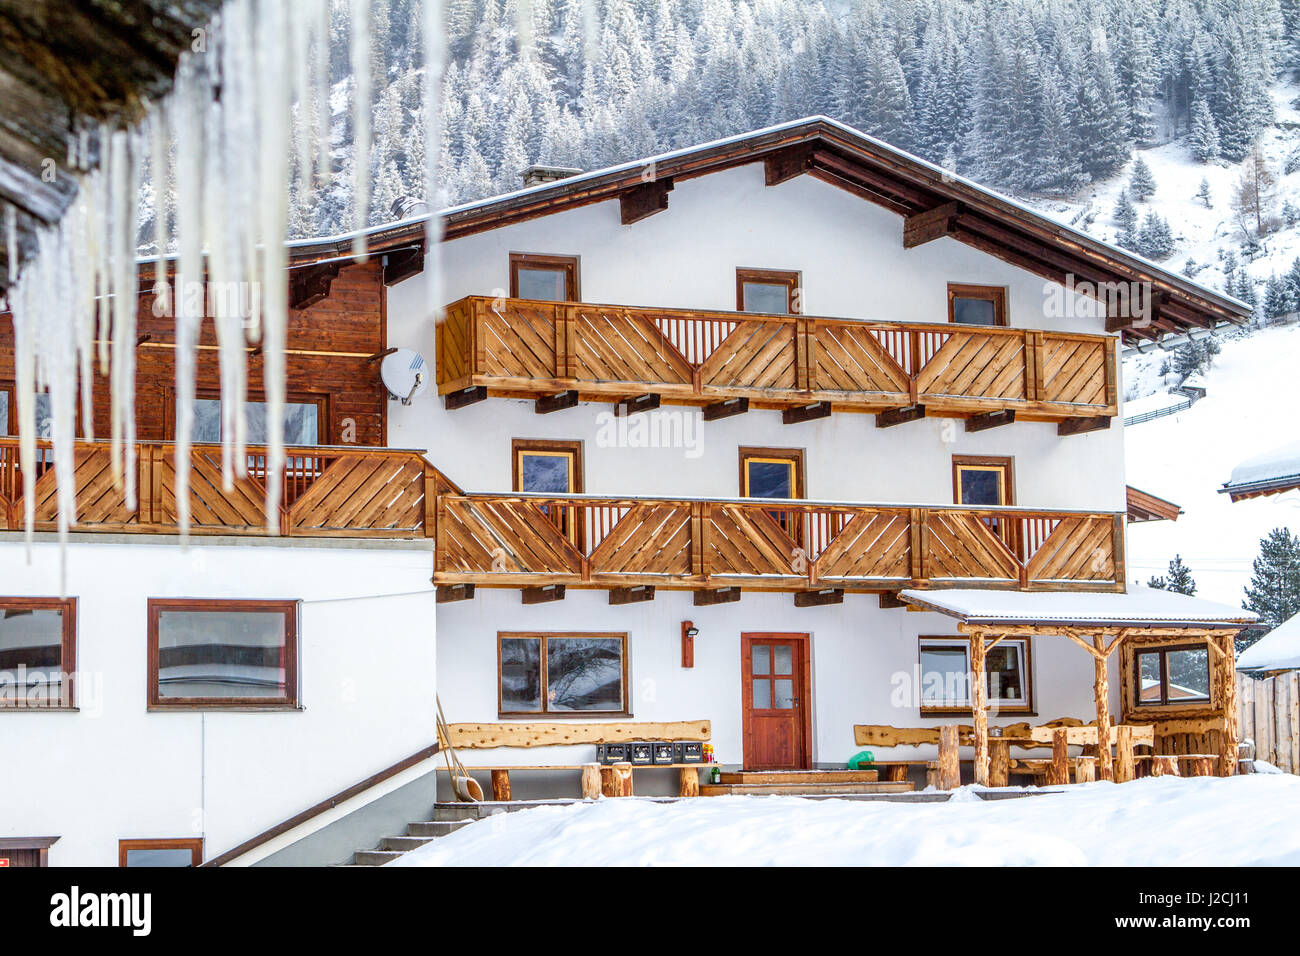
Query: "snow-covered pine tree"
1196 176 1213 208
1136 210 1175 259
1129 155 1156 200
1113 187 1139 235
1148 554 1197 595
1189 98 1220 162
1244 527 1300 630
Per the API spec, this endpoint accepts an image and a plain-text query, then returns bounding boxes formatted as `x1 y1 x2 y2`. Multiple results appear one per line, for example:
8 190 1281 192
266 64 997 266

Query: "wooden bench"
437 763 706 799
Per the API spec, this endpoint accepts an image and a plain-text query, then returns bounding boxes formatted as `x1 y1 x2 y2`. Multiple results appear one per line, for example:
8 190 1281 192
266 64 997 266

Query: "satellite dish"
380 348 428 405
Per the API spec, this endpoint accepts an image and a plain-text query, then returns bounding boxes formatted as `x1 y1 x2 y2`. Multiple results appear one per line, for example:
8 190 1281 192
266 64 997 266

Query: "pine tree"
1113 187 1139 244
1129 156 1156 201
1189 98 1220 162
1149 555 1197 595
1136 210 1175 260
1196 177 1213 208
1244 528 1300 630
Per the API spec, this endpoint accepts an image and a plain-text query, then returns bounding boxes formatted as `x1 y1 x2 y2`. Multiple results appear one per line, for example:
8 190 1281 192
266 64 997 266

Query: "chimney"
521 164 583 188
390 196 430 220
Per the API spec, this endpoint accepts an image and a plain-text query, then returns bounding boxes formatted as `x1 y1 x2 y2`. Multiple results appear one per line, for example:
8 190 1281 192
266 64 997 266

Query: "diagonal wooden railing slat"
434 492 1126 593
438 296 1119 420
0 439 436 540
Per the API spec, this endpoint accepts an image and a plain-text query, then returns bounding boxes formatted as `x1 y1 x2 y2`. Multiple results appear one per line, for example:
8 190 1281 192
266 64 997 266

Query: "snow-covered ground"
394 775 1300 867
1124 322 1300 605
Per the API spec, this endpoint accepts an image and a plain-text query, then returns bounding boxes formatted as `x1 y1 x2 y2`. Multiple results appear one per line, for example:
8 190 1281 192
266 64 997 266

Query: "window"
509 253 579 301
737 268 800 314
119 839 203 867
147 599 299 709
1135 643 1211 706
0 386 55 438
0 598 76 709
740 447 804 499
186 391 326 446
919 637 1032 714
498 632 628 715
0 837 59 867
513 439 583 548
948 284 1007 326
952 456 1014 507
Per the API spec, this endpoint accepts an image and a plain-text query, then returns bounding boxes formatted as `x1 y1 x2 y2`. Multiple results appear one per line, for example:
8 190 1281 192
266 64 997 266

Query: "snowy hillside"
1124 321 1300 606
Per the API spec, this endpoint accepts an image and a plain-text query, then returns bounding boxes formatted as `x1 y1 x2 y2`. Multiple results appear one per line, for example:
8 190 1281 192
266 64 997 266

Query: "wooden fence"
1238 671 1300 773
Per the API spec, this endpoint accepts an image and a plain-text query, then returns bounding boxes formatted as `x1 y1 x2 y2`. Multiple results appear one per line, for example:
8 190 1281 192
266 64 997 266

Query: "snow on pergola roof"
1237 613 1300 673
1220 440 1300 502
898 586 1257 629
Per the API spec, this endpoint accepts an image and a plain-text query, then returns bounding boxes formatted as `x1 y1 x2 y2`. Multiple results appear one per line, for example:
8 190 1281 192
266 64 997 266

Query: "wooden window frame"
497 631 630 718
1131 641 1213 709
0 381 84 441
947 283 1007 327
164 388 330 445
0 382 12 435
739 447 805 500
0 597 77 710
509 253 580 302
736 268 801 314
952 455 1015 507
118 838 204 868
146 598 300 711
512 439 584 550
917 636 1034 716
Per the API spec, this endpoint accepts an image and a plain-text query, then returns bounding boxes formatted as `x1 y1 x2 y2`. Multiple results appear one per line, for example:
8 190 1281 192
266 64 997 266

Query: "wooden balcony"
434 492 1126 594
437 296 1119 423
0 439 443 539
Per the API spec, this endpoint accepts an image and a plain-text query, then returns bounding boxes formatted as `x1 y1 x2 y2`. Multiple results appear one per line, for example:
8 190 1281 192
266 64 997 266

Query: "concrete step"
408 819 473 837
700 780 915 796
718 769 880 785
381 835 435 852
432 799 582 821
352 849 405 866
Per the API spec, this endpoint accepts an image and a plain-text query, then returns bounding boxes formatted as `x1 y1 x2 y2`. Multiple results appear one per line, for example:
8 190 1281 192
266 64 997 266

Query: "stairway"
700 769 915 796
339 799 582 866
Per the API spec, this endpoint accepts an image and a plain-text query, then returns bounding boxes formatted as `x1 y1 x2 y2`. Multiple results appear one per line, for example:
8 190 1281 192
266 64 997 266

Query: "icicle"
351 0 372 259
151 106 172 326
424 0 445 322
3 205 15 286
108 128 141 509
311 0 332 194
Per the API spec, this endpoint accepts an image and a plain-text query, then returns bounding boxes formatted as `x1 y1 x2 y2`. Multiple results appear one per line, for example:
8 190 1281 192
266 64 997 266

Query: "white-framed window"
919 636 1032 714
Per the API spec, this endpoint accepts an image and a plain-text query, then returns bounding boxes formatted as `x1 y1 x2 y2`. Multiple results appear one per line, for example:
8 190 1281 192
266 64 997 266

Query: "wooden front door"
741 633 812 769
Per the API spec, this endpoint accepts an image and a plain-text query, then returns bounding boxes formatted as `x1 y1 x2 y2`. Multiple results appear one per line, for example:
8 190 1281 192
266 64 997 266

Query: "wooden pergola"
959 622 1242 784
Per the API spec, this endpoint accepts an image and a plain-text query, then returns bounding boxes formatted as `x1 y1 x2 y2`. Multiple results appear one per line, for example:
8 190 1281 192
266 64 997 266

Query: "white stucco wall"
0 537 435 866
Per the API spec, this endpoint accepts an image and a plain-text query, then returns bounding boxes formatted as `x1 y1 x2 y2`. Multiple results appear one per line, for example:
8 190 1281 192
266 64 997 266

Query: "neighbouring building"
0 118 1259 866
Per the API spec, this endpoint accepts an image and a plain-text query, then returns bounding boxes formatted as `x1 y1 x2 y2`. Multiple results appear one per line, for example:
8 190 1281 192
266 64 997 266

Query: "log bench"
437 763 705 799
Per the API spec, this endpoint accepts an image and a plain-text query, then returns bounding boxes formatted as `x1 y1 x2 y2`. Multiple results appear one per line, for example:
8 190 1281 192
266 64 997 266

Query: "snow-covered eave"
1220 439 1300 501
1237 612 1300 673
1219 475 1300 501
898 586 1258 630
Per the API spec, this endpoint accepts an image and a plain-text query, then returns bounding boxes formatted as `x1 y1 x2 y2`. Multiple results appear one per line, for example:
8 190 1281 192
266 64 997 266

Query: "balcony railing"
0 439 444 539
434 492 1126 593
437 296 1119 421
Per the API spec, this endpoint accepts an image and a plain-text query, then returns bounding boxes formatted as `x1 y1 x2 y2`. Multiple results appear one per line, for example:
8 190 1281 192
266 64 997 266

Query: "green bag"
847 749 875 770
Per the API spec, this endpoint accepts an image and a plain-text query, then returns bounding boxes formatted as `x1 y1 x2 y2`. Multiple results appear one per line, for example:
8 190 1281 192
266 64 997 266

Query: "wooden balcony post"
1104 336 1119 415
937 725 960 790
1092 633 1114 782
1217 631 1240 776
907 330 921 403
423 462 437 539
1023 331 1040 402
970 632 989 786
1110 514 1126 589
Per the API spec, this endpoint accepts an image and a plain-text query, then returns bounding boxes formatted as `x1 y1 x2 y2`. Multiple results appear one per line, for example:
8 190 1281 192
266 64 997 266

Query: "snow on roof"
1237 613 1300 673
1221 439 1300 497
898 585 1257 628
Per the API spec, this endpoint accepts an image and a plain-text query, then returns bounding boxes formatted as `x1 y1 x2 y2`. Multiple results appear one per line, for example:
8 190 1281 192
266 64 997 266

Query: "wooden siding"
434 493 1125 593
0 439 448 539
1238 671 1299 774
437 296 1119 421
0 262 388 446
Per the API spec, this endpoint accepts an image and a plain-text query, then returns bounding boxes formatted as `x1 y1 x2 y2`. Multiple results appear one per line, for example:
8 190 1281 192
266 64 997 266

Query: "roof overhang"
1126 485 1183 523
898 587 1257 631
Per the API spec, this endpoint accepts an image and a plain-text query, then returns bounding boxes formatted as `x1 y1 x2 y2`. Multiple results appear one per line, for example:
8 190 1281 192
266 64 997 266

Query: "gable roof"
292 116 1248 343
1126 485 1183 523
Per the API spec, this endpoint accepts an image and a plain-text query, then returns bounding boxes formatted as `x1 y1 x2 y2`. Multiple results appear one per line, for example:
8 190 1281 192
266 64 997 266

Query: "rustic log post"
679 767 700 797
1151 755 1180 777
925 762 938 789
490 769 512 802
969 633 989 786
1218 632 1240 776
1187 756 1214 777
989 739 1010 787
884 764 909 783
1114 725 1136 783
937 725 960 790
601 762 634 797
1047 728 1071 785
1075 756 1097 783
1092 634 1114 782
581 763 602 799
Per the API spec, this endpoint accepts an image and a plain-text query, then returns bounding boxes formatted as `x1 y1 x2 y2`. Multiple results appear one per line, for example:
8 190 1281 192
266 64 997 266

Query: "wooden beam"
619 178 673 225
903 201 961 248
443 719 712 749
1218 633 1240 776
681 620 695 668
521 584 565 605
782 401 832 425
615 393 661 416
445 386 488 410
382 245 424 286
288 261 341 310
694 587 741 606
876 404 926 428
878 591 907 609
436 583 475 603
764 144 814 186
937 725 960 790
794 588 843 608
964 409 1016 433
609 585 655 605
703 397 749 421
535 390 579 414
1057 415 1111 437
970 634 989 786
